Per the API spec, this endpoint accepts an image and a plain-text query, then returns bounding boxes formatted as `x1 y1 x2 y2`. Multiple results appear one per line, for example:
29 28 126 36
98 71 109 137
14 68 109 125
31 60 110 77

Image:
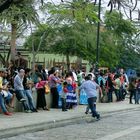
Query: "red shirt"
36 81 46 89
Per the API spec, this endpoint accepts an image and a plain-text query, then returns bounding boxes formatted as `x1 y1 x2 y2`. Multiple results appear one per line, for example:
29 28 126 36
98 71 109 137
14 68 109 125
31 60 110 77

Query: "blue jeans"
15 90 29 111
88 97 100 118
135 91 140 104
5 91 12 104
24 90 36 111
0 93 7 113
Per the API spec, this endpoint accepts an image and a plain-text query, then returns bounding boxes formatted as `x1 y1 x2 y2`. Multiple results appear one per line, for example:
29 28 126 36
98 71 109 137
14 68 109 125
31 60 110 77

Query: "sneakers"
25 110 32 113
20 98 26 102
4 112 12 116
85 111 88 114
96 114 100 121
62 109 68 112
32 109 38 112
43 107 50 111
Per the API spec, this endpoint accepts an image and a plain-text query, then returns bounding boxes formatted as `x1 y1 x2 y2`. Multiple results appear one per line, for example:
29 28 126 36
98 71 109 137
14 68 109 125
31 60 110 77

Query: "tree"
105 10 137 38
0 0 39 62
24 24 54 70
45 0 98 25
0 0 44 13
41 0 99 69
104 10 139 69
24 3 139 70
24 25 50 51
119 46 140 69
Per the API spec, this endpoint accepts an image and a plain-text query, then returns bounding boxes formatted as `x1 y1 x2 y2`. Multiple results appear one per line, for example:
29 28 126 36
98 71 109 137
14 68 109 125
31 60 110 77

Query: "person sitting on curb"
23 68 37 112
0 68 12 116
80 75 101 120
3 70 15 108
14 69 31 113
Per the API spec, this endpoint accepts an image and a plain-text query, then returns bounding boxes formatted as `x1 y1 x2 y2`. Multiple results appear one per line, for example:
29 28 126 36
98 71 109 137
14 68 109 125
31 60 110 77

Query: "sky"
46 0 140 20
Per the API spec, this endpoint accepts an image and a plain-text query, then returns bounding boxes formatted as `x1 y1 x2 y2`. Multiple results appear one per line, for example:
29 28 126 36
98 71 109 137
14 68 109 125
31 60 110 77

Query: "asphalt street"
2 109 140 140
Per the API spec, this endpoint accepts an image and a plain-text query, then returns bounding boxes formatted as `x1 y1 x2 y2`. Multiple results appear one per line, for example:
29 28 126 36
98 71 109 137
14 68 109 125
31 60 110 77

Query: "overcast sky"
46 0 140 19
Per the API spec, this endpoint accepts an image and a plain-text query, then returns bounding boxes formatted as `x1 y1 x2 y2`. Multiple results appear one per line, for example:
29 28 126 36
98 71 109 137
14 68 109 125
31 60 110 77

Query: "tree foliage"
105 10 137 37
44 0 98 25
0 0 40 61
104 10 139 69
0 0 39 27
24 3 140 70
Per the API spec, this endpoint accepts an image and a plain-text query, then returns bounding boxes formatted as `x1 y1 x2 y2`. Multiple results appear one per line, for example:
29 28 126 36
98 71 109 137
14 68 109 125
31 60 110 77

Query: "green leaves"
45 0 98 25
105 10 137 37
104 10 139 69
0 0 39 27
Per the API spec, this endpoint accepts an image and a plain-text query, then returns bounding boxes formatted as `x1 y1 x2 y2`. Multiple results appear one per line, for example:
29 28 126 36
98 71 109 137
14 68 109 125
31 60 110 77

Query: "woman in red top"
36 75 49 110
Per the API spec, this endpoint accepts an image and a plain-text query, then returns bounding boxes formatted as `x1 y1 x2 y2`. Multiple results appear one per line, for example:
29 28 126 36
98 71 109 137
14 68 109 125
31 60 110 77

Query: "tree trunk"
0 49 10 67
66 53 70 71
10 23 17 62
32 52 36 72
77 57 82 70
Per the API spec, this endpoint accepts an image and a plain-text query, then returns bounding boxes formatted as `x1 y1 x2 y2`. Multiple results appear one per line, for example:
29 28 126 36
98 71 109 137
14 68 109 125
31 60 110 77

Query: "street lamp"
96 0 101 69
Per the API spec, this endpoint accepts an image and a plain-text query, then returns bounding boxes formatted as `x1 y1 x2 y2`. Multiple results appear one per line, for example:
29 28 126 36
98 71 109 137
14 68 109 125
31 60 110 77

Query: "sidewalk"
0 100 139 138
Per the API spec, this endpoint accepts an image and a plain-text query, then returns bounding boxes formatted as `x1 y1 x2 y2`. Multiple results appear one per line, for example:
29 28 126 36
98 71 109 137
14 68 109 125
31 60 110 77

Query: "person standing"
79 73 88 105
114 74 121 101
80 75 101 120
61 81 68 111
77 70 82 87
36 75 48 110
129 78 136 104
136 79 140 104
106 73 114 103
49 68 61 108
66 71 77 109
97 72 105 102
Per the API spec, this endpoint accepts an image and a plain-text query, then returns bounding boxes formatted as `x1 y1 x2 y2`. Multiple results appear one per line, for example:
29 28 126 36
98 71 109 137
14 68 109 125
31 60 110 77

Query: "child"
66 77 77 109
61 81 68 111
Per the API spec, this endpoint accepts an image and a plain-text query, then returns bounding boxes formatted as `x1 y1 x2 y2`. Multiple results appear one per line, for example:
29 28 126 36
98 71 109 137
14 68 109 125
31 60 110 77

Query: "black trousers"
61 98 66 111
36 88 47 109
129 89 136 104
51 87 59 108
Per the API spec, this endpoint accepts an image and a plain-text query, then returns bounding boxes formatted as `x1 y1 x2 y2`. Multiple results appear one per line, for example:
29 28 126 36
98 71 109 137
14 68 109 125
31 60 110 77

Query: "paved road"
2 109 140 140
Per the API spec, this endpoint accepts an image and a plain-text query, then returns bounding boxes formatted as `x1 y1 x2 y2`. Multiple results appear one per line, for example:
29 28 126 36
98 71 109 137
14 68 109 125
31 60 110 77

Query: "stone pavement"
0 100 139 138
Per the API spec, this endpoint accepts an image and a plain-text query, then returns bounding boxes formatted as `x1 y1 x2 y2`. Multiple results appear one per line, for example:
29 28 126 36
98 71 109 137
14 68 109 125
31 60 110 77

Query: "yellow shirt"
0 77 3 89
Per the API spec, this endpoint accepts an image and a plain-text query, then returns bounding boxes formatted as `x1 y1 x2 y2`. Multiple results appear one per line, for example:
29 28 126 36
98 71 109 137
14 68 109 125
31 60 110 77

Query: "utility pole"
96 0 101 69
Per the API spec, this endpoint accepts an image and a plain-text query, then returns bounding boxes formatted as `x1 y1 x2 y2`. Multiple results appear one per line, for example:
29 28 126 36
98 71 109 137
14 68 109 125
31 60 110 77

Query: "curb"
0 107 139 139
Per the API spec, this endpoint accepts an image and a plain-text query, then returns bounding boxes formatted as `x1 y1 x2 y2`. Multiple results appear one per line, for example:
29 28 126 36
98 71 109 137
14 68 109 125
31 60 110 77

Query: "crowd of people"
0 62 140 120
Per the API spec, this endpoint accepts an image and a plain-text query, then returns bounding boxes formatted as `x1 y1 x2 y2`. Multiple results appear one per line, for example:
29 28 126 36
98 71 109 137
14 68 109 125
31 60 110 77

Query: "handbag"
1 90 8 98
45 84 50 94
